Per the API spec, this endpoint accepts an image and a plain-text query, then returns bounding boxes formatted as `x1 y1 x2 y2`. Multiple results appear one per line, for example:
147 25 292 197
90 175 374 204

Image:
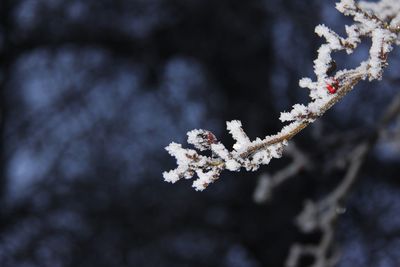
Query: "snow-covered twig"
163 0 400 191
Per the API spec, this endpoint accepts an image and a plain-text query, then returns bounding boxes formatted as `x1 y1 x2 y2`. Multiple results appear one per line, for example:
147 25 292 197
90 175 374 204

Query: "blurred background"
1 0 400 266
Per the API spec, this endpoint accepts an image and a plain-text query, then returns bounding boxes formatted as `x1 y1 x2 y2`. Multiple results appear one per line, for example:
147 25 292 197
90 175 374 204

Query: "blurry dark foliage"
0 0 400 266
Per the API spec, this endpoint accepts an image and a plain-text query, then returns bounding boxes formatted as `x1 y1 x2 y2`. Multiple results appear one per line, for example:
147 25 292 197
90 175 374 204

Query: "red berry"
326 84 336 94
326 78 339 94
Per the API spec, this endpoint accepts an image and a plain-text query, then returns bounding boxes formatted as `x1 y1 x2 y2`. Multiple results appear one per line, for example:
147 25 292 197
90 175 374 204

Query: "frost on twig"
163 0 400 191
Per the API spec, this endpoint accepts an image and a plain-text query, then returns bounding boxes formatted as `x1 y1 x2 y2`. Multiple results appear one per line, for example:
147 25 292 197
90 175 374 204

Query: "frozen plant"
163 0 400 191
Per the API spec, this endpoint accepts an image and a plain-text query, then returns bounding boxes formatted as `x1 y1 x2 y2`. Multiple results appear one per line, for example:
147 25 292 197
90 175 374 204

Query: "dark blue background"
1 0 400 266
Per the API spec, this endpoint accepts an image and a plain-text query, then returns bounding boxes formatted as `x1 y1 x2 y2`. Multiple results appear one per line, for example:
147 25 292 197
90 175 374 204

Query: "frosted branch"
163 0 400 191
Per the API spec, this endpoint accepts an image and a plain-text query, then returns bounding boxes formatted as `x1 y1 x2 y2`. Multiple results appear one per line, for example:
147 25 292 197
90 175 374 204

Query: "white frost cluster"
187 129 214 151
369 28 396 80
226 120 251 152
280 104 310 123
163 0 400 191
359 0 400 28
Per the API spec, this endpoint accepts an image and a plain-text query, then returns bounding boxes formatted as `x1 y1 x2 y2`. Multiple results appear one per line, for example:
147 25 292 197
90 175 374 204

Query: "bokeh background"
1 0 400 266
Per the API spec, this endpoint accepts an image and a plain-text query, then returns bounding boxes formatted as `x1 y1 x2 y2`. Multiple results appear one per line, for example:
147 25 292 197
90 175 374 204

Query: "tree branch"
163 0 400 191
